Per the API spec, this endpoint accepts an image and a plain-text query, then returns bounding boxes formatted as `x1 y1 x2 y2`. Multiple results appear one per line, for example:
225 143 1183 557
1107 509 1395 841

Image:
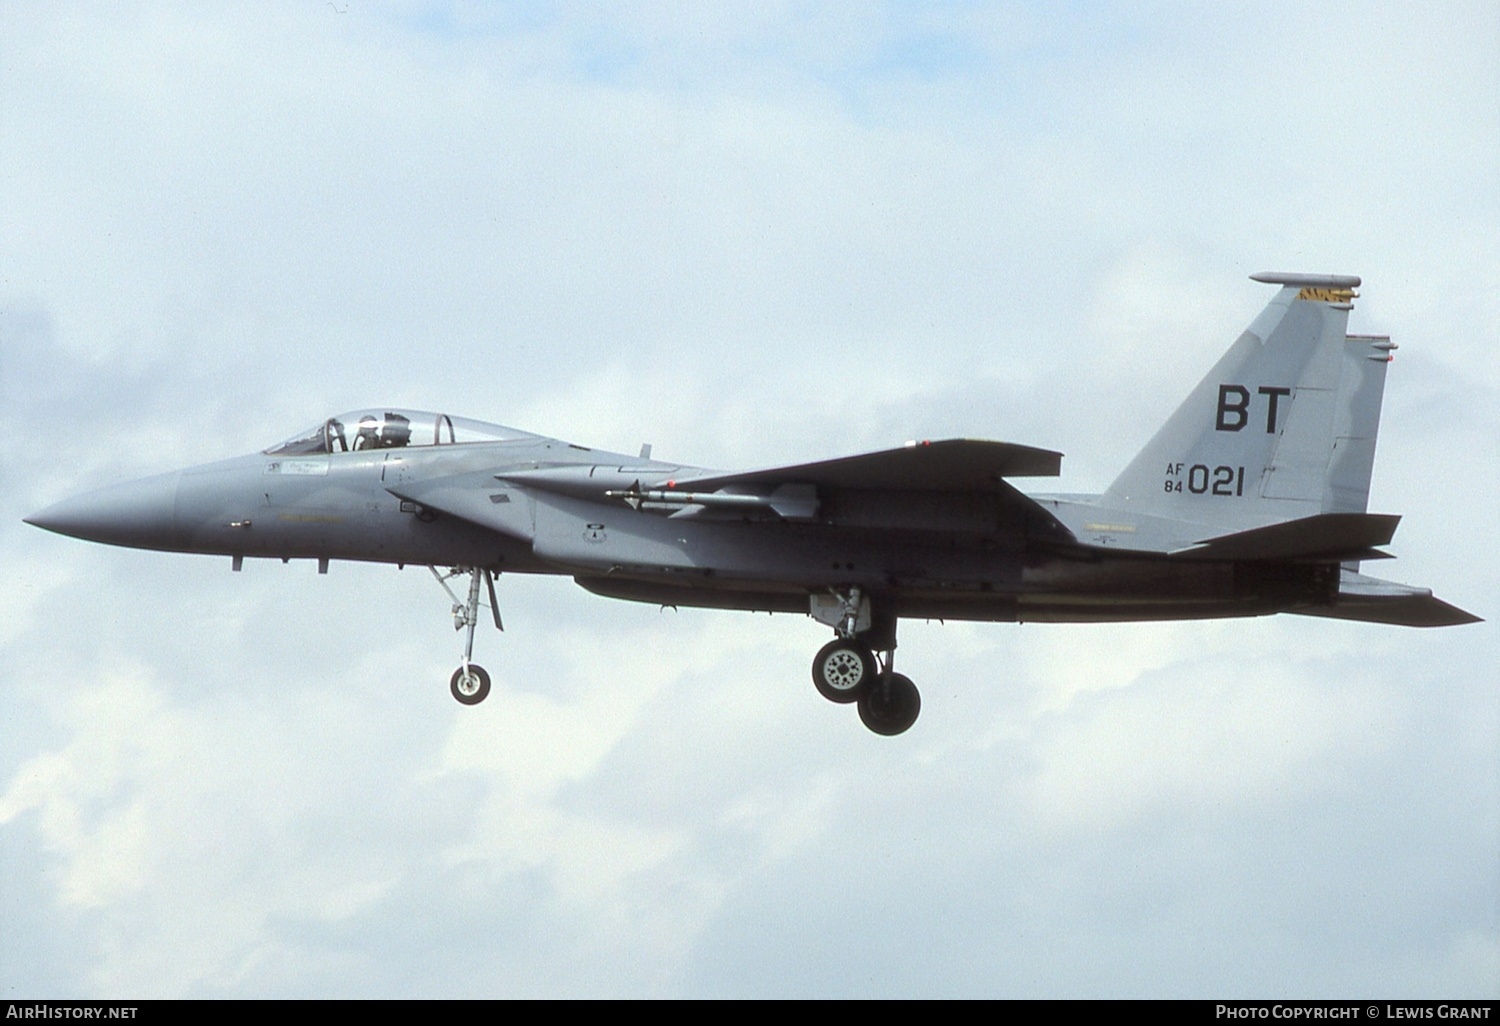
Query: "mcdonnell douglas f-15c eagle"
26 273 1480 734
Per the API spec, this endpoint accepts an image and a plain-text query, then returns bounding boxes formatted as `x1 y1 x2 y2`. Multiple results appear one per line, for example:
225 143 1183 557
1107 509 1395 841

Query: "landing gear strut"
431 566 501 705
809 588 921 735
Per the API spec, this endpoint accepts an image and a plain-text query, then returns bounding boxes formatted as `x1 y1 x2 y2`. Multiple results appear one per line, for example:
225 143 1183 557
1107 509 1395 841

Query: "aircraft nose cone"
24 471 184 550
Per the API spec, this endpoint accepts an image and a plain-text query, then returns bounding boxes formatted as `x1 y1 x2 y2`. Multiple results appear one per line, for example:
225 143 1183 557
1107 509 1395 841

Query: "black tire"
857 672 920 736
450 664 491 705
812 639 876 703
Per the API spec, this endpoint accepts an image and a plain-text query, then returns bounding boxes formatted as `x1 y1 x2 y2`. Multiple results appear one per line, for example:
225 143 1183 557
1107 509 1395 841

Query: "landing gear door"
810 591 871 634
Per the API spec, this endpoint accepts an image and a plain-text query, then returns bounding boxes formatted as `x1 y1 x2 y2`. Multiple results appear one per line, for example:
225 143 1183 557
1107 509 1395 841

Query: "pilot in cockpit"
352 412 413 450
381 412 412 447
354 415 381 450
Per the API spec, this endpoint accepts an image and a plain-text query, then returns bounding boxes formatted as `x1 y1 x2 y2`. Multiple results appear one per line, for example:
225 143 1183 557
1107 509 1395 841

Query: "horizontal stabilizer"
665 439 1062 494
1292 571 1482 627
1170 512 1400 562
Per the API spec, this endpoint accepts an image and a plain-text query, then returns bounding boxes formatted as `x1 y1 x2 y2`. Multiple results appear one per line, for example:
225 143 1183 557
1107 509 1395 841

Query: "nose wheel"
450 664 491 705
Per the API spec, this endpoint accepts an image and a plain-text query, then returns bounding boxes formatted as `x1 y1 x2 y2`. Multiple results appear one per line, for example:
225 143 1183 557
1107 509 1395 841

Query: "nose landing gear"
431 566 501 706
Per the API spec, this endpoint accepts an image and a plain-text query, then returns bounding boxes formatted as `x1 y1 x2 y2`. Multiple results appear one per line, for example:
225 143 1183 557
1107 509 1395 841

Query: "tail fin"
1102 272 1393 525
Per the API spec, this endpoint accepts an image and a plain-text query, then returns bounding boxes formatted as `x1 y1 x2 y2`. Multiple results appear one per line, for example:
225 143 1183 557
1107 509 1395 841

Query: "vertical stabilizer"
1101 272 1387 527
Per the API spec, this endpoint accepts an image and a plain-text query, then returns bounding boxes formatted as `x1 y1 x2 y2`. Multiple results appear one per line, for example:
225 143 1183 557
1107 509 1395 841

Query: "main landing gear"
431 566 501 705
810 588 921 736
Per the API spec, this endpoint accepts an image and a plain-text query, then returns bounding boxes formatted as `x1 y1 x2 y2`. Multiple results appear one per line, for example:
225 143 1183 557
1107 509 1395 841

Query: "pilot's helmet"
355 415 380 449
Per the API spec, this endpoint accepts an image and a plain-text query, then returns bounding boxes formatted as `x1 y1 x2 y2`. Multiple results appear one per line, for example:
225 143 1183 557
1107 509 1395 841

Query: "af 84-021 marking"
1165 463 1246 496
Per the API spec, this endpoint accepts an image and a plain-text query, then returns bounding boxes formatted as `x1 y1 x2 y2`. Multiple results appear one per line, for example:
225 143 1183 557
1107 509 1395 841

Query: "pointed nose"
25 470 184 551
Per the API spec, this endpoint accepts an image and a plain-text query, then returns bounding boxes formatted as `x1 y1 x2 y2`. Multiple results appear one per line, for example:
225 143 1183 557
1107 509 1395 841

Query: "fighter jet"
25 273 1480 735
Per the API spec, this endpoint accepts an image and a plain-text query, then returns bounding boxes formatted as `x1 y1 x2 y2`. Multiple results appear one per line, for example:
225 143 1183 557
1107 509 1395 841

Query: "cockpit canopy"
266 409 532 455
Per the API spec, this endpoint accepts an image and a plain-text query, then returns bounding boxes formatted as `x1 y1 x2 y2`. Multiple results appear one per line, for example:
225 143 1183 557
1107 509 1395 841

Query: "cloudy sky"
2 1 1496 998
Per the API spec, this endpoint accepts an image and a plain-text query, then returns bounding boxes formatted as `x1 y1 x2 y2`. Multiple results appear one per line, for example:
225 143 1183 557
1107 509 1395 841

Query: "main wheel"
857 672 920 736
812 639 876 703
450 664 491 705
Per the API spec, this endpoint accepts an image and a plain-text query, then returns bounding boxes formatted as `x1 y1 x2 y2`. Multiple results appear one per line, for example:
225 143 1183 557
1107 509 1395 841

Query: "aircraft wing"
653 438 1074 541
392 439 1072 542
661 439 1063 492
